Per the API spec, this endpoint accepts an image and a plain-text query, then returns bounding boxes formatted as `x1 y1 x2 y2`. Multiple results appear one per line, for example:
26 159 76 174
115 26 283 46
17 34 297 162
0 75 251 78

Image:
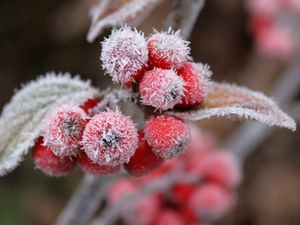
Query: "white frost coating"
101 26 148 83
87 0 164 42
148 27 192 68
0 73 100 176
139 68 186 110
168 82 296 131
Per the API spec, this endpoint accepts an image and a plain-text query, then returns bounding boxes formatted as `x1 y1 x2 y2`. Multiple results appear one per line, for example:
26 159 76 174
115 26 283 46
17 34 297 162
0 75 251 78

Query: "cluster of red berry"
108 126 242 225
247 0 298 59
32 27 212 177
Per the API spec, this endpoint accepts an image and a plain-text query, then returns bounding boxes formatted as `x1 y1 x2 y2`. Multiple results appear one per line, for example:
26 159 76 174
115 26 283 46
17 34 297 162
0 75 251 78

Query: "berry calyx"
144 115 190 159
82 111 138 167
188 183 235 220
32 137 77 177
124 131 164 176
139 68 185 110
42 105 88 157
79 152 120 175
101 26 148 84
147 28 191 69
176 62 211 108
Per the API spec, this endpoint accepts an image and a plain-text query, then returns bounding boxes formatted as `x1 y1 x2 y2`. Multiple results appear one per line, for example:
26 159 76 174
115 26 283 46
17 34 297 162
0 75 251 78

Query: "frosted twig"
164 0 206 39
55 174 116 225
91 167 200 225
223 55 300 161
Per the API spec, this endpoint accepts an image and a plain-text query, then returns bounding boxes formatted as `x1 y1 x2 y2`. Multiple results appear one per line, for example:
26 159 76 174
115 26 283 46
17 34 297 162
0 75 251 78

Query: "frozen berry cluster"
101 26 211 110
107 126 242 225
32 26 214 177
246 0 299 59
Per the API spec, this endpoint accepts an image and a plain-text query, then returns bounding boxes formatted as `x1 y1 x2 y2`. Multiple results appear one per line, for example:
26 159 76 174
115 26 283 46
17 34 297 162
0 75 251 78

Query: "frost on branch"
87 0 164 42
169 82 296 131
0 73 100 176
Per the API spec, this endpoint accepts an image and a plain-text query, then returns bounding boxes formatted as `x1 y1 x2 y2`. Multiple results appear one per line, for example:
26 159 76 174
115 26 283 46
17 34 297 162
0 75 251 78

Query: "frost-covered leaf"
0 73 100 176
87 0 164 42
169 82 296 131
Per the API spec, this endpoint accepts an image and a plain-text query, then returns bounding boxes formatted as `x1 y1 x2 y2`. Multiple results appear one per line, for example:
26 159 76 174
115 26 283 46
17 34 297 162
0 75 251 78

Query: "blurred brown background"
0 0 299 225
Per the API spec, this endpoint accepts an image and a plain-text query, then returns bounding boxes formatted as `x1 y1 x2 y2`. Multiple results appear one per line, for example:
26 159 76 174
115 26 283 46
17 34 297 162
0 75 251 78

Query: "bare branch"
164 0 206 39
55 174 116 225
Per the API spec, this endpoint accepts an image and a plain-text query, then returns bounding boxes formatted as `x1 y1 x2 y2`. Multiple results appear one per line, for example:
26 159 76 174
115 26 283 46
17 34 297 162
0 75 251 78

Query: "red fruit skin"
32 137 77 177
156 210 185 225
144 115 190 159
176 62 206 108
79 152 120 175
171 183 195 204
188 183 236 220
203 152 242 189
80 98 100 114
124 131 164 177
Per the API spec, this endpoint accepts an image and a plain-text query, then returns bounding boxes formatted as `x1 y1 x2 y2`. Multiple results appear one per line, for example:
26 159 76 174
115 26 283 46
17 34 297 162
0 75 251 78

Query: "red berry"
101 26 148 84
32 137 77 177
171 183 195 204
82 111 138 167
108 179 137 204
79 152 120 175
176 62 211 108
42 105 87 157
144 115 190 159
124 131 164 177
80 98 100 114
147 29 191 69
188 183 236 220
139 68 185 110
203 152 242 188
156 210 185 225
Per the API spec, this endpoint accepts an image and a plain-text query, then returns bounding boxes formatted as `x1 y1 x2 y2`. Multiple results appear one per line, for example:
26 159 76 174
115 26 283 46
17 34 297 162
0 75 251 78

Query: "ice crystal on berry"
82 110 138 167
139 68 186 111
147 28 191 69
101 26 148 84
42 105 87 157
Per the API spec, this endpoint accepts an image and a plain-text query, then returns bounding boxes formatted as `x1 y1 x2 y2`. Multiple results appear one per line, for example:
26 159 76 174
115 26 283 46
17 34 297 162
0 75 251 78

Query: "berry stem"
55 174 117 225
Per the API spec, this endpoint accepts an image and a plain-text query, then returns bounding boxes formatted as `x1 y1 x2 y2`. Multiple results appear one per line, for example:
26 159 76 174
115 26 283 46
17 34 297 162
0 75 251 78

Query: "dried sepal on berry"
144 115 190 159
79 151 120 175
82 110 138 167
32 137 77 177
176 62 211 108
42 105 88 157
101 26 148 84
139 68 186 111
147 28 191 69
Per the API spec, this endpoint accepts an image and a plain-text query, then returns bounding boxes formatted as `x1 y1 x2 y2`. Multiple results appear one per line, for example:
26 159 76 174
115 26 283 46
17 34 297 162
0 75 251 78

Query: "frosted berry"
203 152 242 188
144 115 190 159
82 111 138 167
42 105 88 157
32 137 77 177
80 98 100 114
108 179 137 204
139 68 185 110
147 28 191 69
188 183 235 220
101 26 148 84
79 152 120 175
124 131 164 176
176 62 211 108
156 210 185 225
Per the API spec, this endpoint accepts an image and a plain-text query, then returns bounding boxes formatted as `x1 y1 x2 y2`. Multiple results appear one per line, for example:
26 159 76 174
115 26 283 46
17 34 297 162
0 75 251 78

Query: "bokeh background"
0 0 299 225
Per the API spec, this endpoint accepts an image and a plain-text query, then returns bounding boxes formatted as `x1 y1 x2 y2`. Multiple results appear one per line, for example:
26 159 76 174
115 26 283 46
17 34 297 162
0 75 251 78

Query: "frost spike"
168 82 296 131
